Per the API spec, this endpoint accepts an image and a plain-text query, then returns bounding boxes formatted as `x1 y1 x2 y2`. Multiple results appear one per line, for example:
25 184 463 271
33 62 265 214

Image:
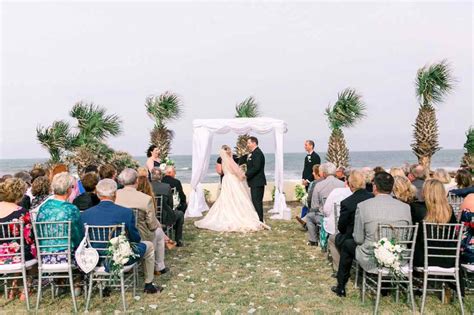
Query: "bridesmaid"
146 145 161 176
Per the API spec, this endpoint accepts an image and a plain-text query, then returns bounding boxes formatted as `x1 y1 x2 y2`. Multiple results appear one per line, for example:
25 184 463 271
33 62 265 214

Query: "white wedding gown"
194 150 269 232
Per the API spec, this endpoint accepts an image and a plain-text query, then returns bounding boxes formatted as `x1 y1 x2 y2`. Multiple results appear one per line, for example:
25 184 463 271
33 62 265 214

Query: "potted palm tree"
145 91 183 160
461 126 474 173
234 96 260 157
411 60 454 170
325 88 366 168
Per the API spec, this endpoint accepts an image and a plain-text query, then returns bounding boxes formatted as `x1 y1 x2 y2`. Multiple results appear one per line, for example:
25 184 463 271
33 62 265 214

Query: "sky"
0 1 472 159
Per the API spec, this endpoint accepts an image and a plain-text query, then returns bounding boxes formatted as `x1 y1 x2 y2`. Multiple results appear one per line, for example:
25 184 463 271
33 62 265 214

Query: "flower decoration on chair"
159 157 175 172
106 233 139 277
373 237 404 277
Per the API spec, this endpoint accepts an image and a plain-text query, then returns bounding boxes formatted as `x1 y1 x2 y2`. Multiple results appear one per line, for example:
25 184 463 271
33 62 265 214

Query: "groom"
239 136 266 222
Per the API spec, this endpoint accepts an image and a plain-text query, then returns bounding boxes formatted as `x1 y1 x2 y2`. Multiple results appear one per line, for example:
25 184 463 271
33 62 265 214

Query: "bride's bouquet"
159 157 175 172
373 237 404 276
106 233 139 277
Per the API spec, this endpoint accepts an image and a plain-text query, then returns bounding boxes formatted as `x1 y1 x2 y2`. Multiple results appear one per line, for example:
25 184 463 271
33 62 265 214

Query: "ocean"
0 149 464 183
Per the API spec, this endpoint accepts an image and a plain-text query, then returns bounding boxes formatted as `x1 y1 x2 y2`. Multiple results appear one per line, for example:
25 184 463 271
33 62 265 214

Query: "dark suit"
162 175 187 212
73 192 100 211
151 180 184 242
239 147 266 222
335 189 374 290
302 151 321 191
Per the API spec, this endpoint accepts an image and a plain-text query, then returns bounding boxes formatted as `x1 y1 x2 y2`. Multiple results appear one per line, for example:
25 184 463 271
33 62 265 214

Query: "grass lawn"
1 203 472 314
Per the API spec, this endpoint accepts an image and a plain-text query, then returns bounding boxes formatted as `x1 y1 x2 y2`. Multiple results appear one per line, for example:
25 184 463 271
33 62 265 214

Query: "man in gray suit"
331 171 411 297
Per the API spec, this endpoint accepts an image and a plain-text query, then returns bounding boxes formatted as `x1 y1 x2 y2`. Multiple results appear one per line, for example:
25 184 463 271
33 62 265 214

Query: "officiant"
302 140 321 191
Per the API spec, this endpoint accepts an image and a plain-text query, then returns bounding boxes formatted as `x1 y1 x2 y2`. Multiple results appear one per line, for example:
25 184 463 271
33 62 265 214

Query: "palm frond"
464 126 474 154
325 88 366 130
36 120 72 163
416 59 454 107
235 97 260 118
145 91 183 127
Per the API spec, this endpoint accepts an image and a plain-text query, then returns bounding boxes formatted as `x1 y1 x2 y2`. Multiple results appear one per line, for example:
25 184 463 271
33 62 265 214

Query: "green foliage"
464 127 474 154
416 59 454 107
294 185 306 202
145 92 183 128
36 120 73 163
325 88 366 130
235 97 260 118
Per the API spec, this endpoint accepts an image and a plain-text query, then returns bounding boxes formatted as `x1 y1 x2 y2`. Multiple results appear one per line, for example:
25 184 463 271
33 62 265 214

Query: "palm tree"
461 126 474 172
145 91 183 160
325 88 366 167
36 120 73 164
412 60 454 169
234 96 260 157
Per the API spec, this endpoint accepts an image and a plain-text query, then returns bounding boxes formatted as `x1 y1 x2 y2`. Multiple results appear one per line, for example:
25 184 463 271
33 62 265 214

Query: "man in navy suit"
81 179 162 294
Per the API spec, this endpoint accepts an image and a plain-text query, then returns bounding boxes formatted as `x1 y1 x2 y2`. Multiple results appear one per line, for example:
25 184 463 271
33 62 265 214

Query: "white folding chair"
361 224 419 314
448 193 464 220
415 222 464 315
33 221 77 312
0 221 37 310
155 195 172 237
84 223 137 312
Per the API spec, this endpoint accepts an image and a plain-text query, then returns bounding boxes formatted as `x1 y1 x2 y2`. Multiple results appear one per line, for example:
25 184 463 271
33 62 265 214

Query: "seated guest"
411 179 457 268
150 168 185 247
460 194 474 264
389 167 406 178
73 172 100 211
408 164 426 201
295 164 321 227
306 162 345 246
392 176 417 204
162 165 187 213
0 178 36 264
30 176 52 214
362 167 374 193
449 169 474 197
335 167 346 182
81 179 161 293
0 174 13 183
332 172 411 297
75 165 99 195
373 166 386 174
37 172 84 259
99 164 123 189
30 166 46 183
330 170 373 292
433 168 456 193
115 169 168 276
137 167 149 178
14 171 32 210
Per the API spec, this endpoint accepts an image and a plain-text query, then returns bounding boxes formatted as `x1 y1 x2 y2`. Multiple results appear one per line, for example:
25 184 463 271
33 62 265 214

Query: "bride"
194 145 269 232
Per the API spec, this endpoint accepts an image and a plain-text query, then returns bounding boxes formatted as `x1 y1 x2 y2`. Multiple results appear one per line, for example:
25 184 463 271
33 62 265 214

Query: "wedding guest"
433 168 456 193
146 145 161 174
150 168 185 247
306 162 345 246
14 171 32 210
36 172 83 255
30 176 52 214
460 194 474 265
138 167 149 178
373 166 386 174
30 166 46 182
0 174 13 183
99 164 124 189
411 179 457 268
449 169 474 197
81 179 162 294
362 167 374 192
162 165 187 212
392 176 417 203
116 169 169 276
75 165 99 195
329 170 373 284
295 164 321 227
408 164 426 201
301 140 321 191
73 172 100 211
389 167 406 178
335 167 346 182
332 172 411 297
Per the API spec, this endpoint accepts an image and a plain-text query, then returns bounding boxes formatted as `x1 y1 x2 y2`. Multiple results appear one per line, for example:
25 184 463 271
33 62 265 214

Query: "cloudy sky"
1 1 472 159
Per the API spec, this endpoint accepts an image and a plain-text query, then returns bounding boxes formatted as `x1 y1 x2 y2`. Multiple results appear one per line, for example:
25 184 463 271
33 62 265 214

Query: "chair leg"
374 273 382 315
3 279 7 299
455 272 465 315
36 271 43 312
133 266 137 297
354 264 359 289
21 269 30 310
120 273 127 311
68 270 77 313
362 271 366 303
408 273 416 314
420 272 428 315
85 273 94 312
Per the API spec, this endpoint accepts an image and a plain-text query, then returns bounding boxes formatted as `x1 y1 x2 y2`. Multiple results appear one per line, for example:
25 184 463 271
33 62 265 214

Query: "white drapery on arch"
185 117 291 220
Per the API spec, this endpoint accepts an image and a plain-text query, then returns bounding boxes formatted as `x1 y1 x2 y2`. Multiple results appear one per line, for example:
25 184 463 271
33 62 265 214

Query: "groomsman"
302 140 321 191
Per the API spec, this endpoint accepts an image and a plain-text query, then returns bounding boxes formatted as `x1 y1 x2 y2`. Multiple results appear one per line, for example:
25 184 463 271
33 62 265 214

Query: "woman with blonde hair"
390 167 405 178
392 176 416 203
411 179 457 268
433 168 456 193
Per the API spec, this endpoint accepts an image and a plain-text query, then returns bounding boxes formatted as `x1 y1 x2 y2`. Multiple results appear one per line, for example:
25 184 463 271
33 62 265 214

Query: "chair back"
84 224 125 260
333 203 341 230
422 222 463 270
171 188 179 210
320 197 327 210
154 195 164 222
33 221 72 268
448 193 464 219
132 208 139 228
0 221 25 265
377 224 419 268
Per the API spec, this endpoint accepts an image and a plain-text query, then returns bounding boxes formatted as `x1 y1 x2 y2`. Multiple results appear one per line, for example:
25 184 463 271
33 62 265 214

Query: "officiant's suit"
240 147 266 222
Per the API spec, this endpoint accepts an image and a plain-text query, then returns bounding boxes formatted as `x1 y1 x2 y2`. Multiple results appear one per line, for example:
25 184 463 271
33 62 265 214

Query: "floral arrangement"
173 191 181 210
159 157 175 172
373 237 404 276
295 185 307 205
106 233 139 276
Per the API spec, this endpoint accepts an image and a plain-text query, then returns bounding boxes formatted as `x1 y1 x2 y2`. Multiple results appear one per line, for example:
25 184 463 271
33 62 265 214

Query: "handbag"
75 226 99 274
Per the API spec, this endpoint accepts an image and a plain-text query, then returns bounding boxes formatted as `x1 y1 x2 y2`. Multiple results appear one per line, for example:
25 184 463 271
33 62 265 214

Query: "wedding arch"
186 117 291 220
